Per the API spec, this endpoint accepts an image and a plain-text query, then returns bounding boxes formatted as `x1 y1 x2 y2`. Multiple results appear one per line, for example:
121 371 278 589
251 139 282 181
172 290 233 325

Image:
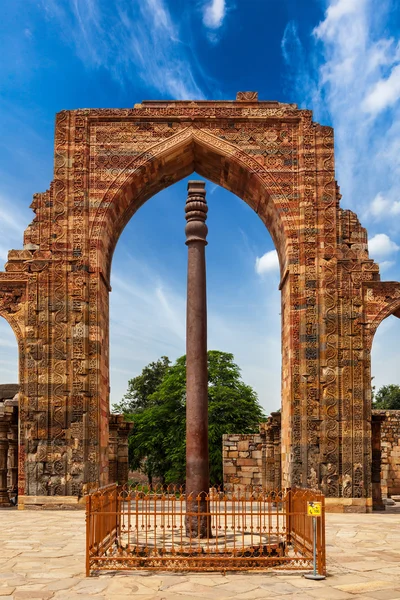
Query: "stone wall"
224 411 400 509
0 386 133 507
223 413 281 490
373 410 400 498
109 414 133 486
223 433 264 488
0 384 19 506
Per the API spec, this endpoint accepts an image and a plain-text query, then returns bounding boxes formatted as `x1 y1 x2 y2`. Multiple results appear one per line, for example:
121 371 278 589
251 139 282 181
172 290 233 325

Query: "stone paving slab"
0 510 399 599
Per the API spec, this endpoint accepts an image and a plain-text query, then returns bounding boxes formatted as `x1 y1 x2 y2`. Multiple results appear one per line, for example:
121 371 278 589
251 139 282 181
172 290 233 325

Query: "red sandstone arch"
0 285 26 394
0 311 23 350
364 281 400 348
370 303 400 343
3 98 395 510
89 127 296 282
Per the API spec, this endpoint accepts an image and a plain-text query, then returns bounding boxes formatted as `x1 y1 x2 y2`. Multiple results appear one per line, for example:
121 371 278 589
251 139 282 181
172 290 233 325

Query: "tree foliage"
126 351 265 486
372 384 400 410
112 356 170 414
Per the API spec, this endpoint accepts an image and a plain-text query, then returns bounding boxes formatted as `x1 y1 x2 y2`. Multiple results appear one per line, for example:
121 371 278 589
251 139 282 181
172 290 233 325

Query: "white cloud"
314 0 366 42
367 192 400 219
109 240 281 414
282 0 400 260
255 250 279 275
362 63 400 115
378 260 395 273
42 0 205 99
368 233 399 259
203 0 226 29
281 3 400 391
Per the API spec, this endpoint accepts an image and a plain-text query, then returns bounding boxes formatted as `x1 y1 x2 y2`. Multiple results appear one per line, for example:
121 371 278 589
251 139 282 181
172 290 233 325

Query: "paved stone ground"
1 508 400 600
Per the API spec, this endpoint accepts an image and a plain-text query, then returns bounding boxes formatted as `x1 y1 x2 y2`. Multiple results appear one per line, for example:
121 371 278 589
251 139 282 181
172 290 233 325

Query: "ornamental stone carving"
0 95 397 511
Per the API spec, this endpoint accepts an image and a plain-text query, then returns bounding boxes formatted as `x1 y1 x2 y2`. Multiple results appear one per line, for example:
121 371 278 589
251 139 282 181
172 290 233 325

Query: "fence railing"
86 485 325 575
289 487 326 576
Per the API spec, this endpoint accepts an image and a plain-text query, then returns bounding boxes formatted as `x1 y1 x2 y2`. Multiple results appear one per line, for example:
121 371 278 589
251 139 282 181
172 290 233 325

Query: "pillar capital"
185 180 208 246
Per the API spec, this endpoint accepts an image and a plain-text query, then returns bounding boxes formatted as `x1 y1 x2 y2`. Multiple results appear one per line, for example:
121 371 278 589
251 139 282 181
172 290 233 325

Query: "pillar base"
18 495 86 510
325 497 372 513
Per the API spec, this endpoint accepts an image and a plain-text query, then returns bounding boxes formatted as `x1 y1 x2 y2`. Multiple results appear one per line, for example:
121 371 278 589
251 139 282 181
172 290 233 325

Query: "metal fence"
86 484 325 575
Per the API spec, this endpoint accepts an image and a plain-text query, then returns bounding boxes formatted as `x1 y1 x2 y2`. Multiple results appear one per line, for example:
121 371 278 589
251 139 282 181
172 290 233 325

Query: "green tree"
372 384 400 410
112 356 170 414
127 351 265 486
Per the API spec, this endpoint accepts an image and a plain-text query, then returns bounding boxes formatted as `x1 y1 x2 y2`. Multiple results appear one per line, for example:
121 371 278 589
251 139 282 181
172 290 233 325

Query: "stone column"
273 417 282 489
185 181 210 538
265 423 275 492
7 423 18 497
117 421 132 487
0 411 11 506
108 415 119 484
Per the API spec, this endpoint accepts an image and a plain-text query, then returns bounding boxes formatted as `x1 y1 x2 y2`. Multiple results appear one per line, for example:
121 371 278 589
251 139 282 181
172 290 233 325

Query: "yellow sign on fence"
307 501 322 517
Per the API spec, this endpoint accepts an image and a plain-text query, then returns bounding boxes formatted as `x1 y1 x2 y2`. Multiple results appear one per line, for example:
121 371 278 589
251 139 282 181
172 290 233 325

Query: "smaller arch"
364 281 400 347
0 282 27 350
0 310 24 350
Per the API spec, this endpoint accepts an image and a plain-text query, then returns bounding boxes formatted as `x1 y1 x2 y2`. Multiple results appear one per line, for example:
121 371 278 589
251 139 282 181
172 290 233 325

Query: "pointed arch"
89 127 296 282
364 281 400 349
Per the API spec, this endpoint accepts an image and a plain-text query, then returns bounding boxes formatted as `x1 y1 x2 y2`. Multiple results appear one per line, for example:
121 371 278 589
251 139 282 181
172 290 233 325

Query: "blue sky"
1 0 400 412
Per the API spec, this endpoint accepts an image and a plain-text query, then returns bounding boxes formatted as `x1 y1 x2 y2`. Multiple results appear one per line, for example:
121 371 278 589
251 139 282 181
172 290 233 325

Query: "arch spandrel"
364 281 400 342
88 126 299 281
0 276 27 343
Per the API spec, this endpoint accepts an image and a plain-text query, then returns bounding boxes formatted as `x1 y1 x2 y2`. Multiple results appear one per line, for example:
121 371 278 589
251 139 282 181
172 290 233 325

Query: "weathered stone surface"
223 414 281 490
372 411 400 499
225 410 400 512
108 414 133 486
0 95 397 505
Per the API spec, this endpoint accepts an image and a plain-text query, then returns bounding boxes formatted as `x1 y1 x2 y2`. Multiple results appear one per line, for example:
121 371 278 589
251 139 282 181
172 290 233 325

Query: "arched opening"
108 173 283 485
370 313 400 510
0 316 19 506
91 129 293 282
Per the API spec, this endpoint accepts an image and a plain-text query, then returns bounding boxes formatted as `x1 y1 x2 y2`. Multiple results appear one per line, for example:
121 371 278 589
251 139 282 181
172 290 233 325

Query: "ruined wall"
223 433 265 489
109 414 133 486
225 411 400 507
223 415 281 490
373 410 400 498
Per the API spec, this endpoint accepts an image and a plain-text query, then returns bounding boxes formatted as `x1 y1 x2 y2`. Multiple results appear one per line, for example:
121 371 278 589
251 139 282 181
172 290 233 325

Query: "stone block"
238 441 250 452
224 466 237 474
238 451 250 458
251 451 262 459
237 458 256 466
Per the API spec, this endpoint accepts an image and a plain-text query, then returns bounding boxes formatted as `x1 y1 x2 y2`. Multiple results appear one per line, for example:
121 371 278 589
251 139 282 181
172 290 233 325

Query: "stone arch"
0 310 23 350
0 310 23 394
0 284 26 390
363 281 400 349
89 127 297 283
2 96 395 510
